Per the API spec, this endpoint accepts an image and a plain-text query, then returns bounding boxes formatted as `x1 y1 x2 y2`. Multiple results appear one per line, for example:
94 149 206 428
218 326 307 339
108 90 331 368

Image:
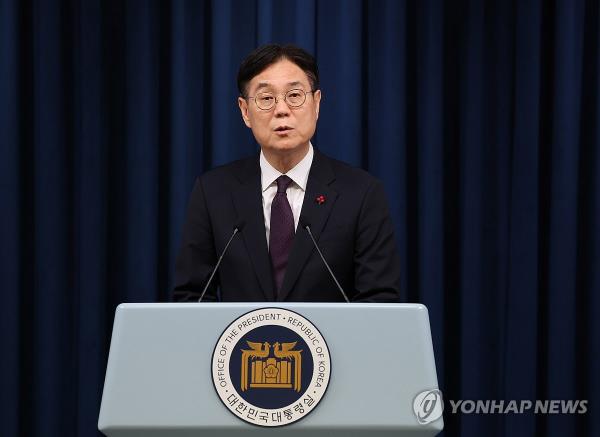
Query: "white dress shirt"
260 143 314 248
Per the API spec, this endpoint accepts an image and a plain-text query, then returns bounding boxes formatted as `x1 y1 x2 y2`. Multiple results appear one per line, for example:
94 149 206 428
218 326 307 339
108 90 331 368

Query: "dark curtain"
1 0 598 436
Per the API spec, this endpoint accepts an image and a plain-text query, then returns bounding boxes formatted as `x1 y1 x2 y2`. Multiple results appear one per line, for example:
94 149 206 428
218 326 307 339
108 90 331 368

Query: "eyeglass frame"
245 88 316 111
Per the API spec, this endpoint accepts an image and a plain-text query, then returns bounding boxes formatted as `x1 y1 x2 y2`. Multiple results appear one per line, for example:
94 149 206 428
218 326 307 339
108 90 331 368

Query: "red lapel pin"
315 195 326 205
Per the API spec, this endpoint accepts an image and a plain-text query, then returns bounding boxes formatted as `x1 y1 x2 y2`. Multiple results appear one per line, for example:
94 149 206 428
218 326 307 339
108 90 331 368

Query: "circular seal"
211 307 331 427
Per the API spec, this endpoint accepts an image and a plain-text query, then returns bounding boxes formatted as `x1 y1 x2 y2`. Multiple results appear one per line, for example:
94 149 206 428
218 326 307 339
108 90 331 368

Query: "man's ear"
238 97 252 128
313 90 321 120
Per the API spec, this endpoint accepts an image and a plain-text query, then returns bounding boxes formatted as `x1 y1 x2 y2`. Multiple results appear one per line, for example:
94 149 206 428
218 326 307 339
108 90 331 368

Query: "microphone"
198 221 245 302
299 216 350 303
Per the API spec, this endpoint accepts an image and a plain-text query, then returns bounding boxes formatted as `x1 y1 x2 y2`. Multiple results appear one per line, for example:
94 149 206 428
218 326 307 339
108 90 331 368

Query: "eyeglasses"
247 88 315 111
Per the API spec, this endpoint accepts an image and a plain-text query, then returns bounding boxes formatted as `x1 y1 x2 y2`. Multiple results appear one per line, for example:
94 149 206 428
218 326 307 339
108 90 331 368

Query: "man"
173 44 400 302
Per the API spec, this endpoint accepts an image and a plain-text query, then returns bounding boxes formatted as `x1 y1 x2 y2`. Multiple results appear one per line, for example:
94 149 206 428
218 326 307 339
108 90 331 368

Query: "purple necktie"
269 175 295 295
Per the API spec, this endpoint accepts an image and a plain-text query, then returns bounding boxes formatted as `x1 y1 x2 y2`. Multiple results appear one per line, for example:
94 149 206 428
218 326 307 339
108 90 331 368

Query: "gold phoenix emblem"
240 341 302 392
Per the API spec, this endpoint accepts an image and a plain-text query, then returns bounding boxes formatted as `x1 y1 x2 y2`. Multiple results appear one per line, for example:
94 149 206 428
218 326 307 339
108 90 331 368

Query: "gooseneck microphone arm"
198 221 245 302
300 217 350 303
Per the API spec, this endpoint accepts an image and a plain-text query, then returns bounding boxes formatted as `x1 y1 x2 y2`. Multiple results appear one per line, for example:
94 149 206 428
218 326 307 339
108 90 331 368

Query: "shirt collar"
260 143 314 192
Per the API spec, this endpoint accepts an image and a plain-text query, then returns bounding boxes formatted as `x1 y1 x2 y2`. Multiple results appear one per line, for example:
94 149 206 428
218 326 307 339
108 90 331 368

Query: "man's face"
238 59 321 157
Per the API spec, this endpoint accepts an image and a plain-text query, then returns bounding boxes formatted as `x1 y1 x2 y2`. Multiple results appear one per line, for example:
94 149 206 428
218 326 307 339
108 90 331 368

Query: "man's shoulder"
316 150 380 188
198 154 259 186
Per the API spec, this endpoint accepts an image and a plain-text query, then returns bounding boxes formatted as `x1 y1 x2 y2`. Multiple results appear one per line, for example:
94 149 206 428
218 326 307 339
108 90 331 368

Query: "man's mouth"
274 126 293 132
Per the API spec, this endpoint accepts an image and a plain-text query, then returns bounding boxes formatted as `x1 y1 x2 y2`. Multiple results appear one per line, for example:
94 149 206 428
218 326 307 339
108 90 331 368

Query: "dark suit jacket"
173 149 401 302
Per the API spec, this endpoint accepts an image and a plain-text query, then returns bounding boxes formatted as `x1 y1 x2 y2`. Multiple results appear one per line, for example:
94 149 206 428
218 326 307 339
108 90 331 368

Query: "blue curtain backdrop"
1 0 599 436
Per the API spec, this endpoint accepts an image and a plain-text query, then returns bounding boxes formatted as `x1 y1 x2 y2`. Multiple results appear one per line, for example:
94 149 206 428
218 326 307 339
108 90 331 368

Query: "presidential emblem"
211 308 331 427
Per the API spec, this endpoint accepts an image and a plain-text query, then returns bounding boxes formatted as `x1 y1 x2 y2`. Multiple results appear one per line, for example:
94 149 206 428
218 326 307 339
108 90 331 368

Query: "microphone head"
299 215 311 229
234 220 246 232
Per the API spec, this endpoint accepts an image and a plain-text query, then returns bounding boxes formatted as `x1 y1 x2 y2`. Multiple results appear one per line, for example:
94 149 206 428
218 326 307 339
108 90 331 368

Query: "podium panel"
98 303 443 436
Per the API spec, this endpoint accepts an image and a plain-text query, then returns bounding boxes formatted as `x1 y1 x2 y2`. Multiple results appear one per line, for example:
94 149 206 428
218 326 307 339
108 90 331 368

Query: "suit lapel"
231 157 275 301
278 151 338 301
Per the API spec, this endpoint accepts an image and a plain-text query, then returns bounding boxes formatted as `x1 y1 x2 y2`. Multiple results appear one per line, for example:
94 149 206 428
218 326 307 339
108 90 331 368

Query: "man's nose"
273 97 290 116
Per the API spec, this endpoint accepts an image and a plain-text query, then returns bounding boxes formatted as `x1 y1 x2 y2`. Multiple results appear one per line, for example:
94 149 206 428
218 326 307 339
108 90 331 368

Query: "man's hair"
237 44 319 97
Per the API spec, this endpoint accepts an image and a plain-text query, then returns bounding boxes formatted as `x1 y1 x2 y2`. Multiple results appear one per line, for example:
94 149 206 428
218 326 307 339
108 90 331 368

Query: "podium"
98 303 443 436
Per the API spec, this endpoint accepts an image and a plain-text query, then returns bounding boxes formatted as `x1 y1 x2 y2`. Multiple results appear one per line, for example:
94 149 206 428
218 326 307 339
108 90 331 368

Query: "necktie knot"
276 175 293 193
